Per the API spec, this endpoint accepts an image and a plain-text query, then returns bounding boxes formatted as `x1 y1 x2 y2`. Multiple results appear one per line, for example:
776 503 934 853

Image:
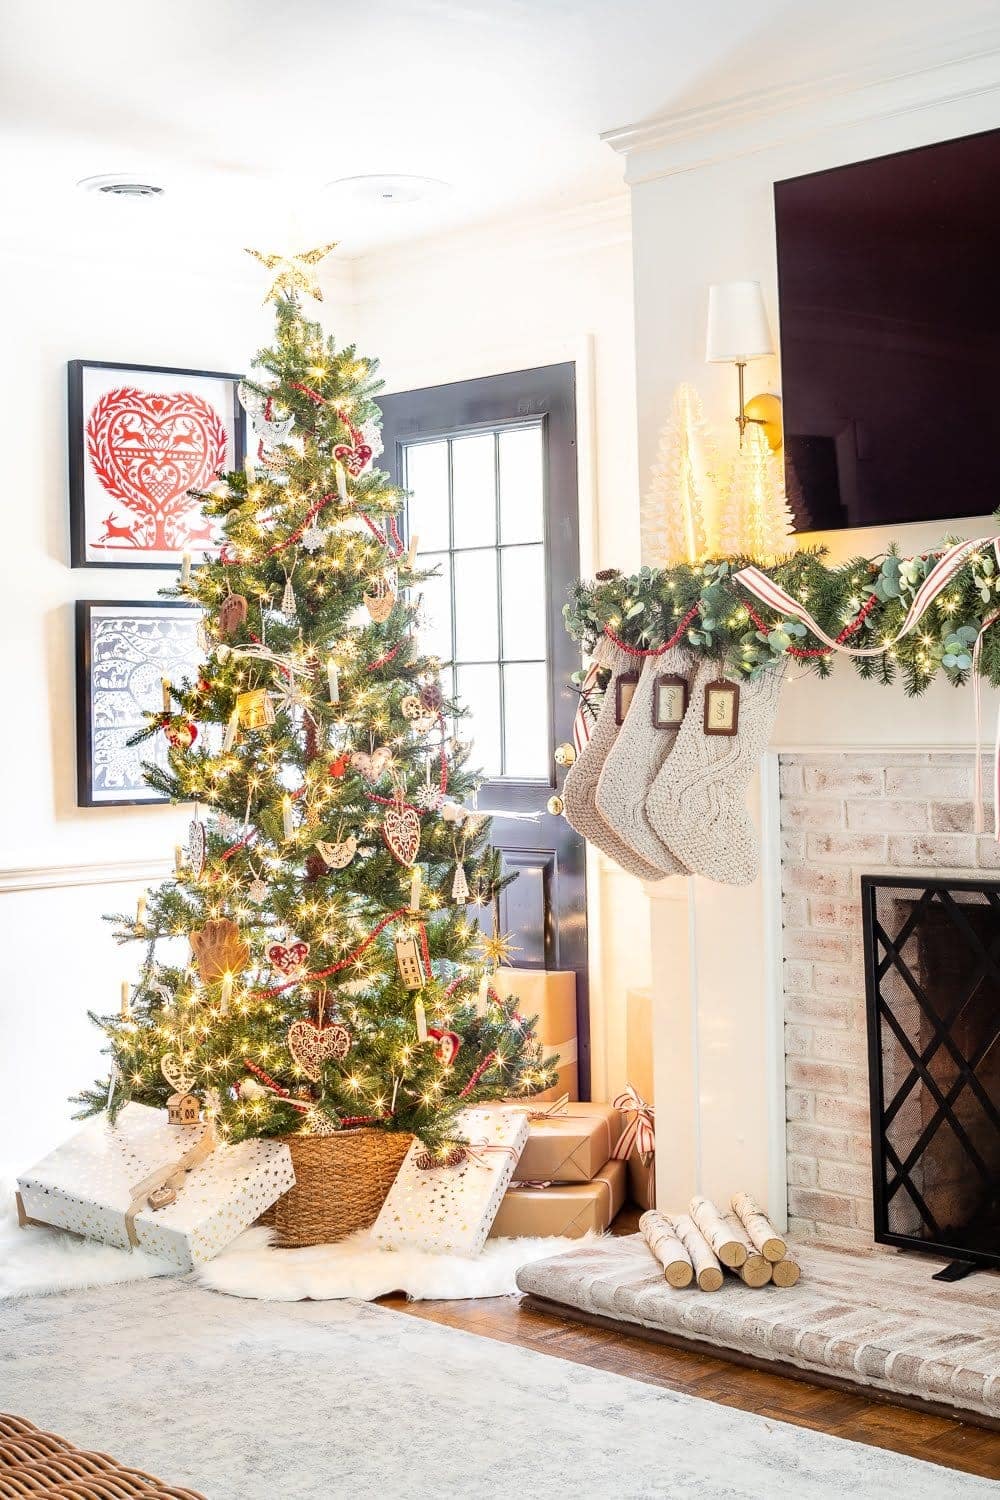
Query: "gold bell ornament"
554 742 576 767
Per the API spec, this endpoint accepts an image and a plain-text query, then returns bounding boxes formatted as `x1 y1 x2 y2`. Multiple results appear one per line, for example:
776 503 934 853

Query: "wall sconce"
706 281 783 450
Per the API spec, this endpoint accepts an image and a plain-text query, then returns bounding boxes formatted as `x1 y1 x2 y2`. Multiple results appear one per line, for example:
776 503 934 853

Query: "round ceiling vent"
323 174 450 206
77 174 165 199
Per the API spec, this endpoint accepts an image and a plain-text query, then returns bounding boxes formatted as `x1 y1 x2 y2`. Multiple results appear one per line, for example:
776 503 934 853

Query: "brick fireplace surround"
779 750 1000 1247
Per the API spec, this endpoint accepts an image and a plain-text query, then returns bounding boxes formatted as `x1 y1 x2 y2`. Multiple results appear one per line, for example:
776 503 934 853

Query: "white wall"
615 49 1000 1217
343 197 649 1103
0 239 354 1167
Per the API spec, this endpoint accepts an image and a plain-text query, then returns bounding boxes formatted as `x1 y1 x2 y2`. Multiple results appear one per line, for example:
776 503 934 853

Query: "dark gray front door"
378 363 589 1094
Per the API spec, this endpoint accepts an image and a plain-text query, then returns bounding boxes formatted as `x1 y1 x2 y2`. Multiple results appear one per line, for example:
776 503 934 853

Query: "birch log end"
690 1195 746 1268
674 1214 724 1292
731 1191 786 1263
639 1211 694 1288
771 1251 801 1287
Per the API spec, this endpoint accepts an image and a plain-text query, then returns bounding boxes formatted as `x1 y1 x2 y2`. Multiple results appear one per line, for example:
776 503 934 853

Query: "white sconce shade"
706 281 775 363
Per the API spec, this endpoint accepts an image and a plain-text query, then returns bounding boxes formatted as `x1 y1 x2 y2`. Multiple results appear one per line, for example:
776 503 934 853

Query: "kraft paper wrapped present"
372 1106 529 1255
16 1102 294 1272
492 968 577 1101
611 1084 656 1211
489 1157 626 1239
508 1099 623 1183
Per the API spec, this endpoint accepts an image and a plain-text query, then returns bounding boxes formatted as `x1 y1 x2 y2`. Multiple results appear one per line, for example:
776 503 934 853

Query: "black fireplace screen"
861 876 1000 1267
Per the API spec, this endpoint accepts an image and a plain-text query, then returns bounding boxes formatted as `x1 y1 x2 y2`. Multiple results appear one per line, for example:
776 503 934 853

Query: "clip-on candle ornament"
120 981 131 1021
326 658 340 704
335 460 348 504
220 971 234 1015
409 865 422 912
135 894 147 933
282 794 295 842
477 971 491 1017
180 551 192 587
161 678 171 714
414 995 428 1043
405 533 420 571
174 844 185 876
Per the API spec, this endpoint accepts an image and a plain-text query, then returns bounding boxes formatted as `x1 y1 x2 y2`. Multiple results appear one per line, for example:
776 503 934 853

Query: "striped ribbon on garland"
735 536 1000 837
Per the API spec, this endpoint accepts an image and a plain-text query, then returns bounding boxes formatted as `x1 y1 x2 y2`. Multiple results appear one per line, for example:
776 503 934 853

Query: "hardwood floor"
382 1210 1000 1483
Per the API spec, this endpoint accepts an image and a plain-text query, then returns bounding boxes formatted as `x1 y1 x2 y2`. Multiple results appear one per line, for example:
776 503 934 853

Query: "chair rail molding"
602 29 1000 183
0 857 171 895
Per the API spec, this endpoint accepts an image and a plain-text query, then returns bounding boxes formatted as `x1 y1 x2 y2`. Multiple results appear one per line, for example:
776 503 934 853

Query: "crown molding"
348 194 631 291
603 29 1000 182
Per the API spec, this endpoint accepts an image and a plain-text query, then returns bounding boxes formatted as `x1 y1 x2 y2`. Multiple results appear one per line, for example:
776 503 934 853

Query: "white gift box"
16 1102 294 1271
372 1106 529 1255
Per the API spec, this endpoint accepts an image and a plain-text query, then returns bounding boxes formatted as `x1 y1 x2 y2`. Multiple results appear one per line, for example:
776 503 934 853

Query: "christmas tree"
75 245 554 1153
640 383 721 567
718 422 796 564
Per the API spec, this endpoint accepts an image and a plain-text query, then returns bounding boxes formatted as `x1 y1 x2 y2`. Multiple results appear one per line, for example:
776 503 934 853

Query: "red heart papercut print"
268 940 310 975
87 388 227 552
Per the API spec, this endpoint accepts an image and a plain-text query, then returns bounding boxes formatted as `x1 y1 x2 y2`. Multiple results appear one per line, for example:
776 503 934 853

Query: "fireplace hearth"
861 876 1000 1272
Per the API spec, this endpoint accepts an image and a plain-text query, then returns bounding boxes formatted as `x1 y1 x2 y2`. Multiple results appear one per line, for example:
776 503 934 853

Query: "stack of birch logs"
639 1192 800 1291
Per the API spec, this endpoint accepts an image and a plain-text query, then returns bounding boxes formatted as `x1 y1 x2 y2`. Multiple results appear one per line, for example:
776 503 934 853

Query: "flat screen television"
774 127 1000 533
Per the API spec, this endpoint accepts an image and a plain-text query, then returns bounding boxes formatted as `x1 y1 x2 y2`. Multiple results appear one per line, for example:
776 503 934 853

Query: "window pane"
456 663 502 776
503 663 549 778
415 552 453 663
499 425 544 544
453 548 498 662
501 544 546 661
405 441 450 551
451 434 496 548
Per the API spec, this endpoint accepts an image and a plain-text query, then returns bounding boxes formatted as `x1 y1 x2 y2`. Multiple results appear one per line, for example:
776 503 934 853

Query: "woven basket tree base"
0 1413 206 1498
259 1128 413 1247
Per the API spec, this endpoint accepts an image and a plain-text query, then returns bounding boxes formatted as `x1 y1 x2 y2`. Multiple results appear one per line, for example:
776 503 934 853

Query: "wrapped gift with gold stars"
371 1106 529 1255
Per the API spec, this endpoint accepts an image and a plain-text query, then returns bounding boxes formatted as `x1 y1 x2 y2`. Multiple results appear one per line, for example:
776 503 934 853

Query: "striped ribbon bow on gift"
611 1085 655 1166
735 536 1000 838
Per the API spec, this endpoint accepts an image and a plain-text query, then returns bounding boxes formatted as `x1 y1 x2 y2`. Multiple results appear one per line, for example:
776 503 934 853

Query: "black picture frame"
76 599 204 807
68 359 246 569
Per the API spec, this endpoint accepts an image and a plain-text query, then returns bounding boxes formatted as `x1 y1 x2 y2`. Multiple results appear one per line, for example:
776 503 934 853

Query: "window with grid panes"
403 423 549 779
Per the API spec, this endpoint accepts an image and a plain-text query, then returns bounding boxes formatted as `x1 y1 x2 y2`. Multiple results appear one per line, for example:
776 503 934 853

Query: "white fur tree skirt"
1 1186 591 1302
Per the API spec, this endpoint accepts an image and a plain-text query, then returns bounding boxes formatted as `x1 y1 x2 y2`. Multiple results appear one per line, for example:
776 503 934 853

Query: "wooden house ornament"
167 1092 201 1127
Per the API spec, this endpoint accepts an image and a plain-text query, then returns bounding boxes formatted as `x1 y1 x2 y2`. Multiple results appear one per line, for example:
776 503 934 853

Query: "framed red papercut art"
68 360 246 568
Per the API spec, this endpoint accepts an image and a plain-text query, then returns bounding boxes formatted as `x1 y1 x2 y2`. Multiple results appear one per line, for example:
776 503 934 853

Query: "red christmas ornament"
427 1027 462 1067
164 719 198 750
329 752 350 778
333 440 373 477
268 940 310 976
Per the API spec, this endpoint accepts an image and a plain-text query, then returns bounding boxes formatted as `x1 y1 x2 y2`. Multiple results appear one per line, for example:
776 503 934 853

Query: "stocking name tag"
704 680 740 736
615 672 641 724
652 674 687 729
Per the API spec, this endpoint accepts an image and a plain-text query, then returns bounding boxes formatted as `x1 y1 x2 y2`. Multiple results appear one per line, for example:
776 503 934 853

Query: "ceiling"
1 0 996 263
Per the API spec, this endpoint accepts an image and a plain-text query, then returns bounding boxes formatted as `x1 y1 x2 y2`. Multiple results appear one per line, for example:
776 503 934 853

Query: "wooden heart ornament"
350 747 392 781
161 1052 196 1095
316 836 357 870
382 804 420 867
269 940 310 976
287 1019 352 1081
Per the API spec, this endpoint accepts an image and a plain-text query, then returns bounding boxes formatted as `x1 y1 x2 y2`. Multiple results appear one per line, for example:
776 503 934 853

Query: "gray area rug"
517 1234 1000 1422
0 1278 992 1498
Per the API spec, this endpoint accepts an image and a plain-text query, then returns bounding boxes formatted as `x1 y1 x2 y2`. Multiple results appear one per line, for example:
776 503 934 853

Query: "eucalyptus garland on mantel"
563 526 1000 697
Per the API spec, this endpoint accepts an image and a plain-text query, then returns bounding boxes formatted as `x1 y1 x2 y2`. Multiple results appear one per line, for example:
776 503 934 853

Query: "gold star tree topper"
245 242 339 304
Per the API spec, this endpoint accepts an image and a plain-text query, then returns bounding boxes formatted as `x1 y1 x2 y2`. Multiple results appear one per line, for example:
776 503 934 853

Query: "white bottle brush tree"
74 245 554 1155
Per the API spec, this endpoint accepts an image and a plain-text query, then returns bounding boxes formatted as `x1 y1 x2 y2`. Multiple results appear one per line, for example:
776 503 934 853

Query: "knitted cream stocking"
645 658 786 886
596 651 691 876
562 638 664 882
